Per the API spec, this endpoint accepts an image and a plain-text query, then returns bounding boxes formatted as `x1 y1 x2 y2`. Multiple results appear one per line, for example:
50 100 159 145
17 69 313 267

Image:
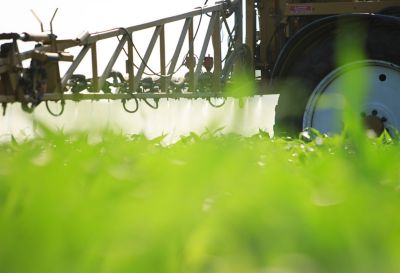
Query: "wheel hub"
362 111 386 136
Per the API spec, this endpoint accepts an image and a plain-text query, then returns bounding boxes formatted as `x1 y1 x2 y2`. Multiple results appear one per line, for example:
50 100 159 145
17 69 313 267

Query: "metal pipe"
20 32 56 42
164 17 192 91
50 8 59 35
167 18 192 75
91 43 99 92
188 19 195 92
86 3 225 44
194 12 218 89
212 12 222 92
61 45 91 89
41 91 228 101
30 10 44 32
98 35 128 91
160 25 166 92
133 26 162 92
127 35 135 91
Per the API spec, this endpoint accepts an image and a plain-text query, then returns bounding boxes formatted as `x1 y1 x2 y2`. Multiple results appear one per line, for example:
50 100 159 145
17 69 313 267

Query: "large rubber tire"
272 14 400 136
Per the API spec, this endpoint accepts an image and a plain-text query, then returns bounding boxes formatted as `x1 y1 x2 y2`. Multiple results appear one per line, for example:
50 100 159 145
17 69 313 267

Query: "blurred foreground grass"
0 128 400 273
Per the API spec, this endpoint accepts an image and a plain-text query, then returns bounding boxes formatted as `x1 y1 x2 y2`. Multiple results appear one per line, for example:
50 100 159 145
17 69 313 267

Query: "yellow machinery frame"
246 0 400 81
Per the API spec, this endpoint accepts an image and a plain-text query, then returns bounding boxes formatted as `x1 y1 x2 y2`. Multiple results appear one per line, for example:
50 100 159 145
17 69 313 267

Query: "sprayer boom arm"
0 1 242 114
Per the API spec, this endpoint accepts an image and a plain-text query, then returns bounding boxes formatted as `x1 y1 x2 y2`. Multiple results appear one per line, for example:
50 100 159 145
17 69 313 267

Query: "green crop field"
0 122 399 273
1 5 400 273
0 26 398 273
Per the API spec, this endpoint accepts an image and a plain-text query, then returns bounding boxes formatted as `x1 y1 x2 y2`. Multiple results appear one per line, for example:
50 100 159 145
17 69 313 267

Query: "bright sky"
2 0 208 36
2 0 226 76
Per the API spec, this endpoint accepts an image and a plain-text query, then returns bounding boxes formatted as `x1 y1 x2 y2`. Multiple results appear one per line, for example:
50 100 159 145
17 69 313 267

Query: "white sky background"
0 0 278 142
2 0 206 34
2 0 215 76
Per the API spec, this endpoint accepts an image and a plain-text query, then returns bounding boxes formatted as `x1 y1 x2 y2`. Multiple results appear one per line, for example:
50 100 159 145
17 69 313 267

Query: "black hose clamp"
208 97 226 108
122 97 139 113
45 100 65 116
143 98 159 109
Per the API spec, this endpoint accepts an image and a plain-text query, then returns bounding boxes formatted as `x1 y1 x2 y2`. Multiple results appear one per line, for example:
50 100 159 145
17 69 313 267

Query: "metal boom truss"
0 1 241 115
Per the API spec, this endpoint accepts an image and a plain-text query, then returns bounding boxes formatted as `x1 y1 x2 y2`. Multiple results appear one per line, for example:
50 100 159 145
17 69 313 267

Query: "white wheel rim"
303 60 400 135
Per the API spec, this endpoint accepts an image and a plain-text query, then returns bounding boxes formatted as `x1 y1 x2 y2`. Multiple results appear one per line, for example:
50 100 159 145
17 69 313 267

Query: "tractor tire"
272 14 400 137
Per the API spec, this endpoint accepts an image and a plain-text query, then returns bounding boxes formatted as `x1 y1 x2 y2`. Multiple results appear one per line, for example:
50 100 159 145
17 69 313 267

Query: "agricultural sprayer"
1 0 400 136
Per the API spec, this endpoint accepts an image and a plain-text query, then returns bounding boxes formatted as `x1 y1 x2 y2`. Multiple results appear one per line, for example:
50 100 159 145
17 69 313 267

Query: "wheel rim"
303 60 400 136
